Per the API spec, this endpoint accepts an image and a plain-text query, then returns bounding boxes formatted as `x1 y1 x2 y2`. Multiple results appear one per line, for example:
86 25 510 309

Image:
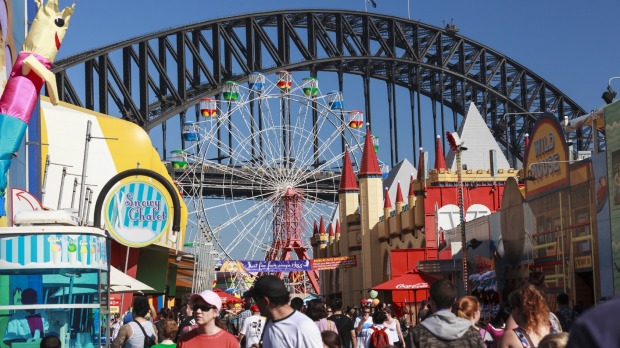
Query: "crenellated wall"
314 162 519 307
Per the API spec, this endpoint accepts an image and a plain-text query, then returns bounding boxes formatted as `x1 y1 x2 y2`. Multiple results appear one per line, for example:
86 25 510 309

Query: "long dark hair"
306 299 328 321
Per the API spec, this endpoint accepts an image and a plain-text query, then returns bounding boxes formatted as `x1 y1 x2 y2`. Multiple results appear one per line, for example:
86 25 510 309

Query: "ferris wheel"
171 71 366 293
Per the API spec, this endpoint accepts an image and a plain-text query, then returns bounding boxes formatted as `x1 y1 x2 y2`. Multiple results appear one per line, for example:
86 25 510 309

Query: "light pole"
502 112 546 168
602 77 620 104
446 132 468 294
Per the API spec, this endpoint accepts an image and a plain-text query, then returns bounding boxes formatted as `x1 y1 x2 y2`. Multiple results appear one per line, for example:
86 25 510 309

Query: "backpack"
369 325 390 348
133 320 156 348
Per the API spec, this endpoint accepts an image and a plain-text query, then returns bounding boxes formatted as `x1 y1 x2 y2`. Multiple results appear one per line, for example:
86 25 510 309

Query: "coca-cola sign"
395 283 429 290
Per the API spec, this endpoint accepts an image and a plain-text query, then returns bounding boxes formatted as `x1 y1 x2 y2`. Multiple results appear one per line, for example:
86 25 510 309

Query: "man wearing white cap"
177 290 239 348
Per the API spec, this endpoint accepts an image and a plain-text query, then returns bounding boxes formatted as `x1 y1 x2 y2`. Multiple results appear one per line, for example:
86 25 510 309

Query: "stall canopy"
45 266 154 296
110 266 155 293
372 270 437 324
372 270 436 291
213 288 242 304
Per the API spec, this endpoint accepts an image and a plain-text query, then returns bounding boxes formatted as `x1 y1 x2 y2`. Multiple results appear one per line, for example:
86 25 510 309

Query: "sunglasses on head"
193 304 217 312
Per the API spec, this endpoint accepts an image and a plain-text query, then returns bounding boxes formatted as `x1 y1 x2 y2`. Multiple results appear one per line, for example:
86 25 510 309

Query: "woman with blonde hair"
499 284 555 348
457 296 494 347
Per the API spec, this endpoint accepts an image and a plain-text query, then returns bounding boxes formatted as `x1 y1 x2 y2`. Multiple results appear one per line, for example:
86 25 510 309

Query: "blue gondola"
182 122 199 141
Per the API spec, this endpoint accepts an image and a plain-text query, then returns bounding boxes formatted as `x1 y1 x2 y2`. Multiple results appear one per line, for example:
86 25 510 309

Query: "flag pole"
407 0 411 19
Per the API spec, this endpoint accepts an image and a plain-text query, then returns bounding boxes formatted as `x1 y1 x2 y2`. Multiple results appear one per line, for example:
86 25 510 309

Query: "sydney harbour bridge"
48 10 595 290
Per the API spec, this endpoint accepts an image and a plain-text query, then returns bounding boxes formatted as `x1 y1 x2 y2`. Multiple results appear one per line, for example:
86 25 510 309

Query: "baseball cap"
189 290 222 311
244 275 289 299
250 305 259 312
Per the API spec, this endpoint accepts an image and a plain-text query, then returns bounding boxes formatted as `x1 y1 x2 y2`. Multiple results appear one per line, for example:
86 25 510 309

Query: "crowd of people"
102 272 614 348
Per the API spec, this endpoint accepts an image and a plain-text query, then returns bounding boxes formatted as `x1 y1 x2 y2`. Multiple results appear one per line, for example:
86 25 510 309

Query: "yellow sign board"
524 114 569 198
575 255 593 269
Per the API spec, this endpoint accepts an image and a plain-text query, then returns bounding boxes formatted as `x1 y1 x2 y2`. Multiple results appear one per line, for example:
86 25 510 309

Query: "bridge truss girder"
52 10 593 165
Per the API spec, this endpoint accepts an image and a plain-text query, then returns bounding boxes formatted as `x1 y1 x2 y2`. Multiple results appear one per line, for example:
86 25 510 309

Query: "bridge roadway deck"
166 163 341 202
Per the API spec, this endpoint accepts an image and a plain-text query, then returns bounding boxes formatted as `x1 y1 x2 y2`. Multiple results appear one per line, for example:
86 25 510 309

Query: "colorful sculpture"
0 0 75 216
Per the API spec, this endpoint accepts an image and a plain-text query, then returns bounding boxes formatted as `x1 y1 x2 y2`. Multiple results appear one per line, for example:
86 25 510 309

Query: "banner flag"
312 255 357 271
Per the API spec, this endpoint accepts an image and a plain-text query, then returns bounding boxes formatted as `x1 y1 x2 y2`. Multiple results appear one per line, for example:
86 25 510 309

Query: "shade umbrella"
372 271 436 291
213 288 242 304
109 266 155 293
372 270 436 324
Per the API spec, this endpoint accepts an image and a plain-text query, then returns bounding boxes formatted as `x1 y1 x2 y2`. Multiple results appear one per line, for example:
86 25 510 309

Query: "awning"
110 266 155 293
212 288 242 304
372 271 436 291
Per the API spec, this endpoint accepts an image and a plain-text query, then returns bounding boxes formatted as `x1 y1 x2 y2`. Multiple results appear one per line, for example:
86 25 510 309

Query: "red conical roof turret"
339 151 359 193
359 128 382 177
383 187 392 209
328 223 335 237
319 216 326 234
395 181 404 203
434 135 447 169
416 147 425 180
313 220 319 235
335 219 341 234
408 174 415 196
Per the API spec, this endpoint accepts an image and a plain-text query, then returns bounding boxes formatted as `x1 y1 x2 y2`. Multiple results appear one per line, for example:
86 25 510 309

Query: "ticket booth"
0 225 109 348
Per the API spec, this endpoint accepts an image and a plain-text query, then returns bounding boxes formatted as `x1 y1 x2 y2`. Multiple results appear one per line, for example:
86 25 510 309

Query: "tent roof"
110 266 155 293
213 288 242 303
372 271 436 291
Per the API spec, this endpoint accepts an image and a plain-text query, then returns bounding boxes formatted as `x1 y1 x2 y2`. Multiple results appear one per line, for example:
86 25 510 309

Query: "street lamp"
602 77 620 104
446 131 469 294
501 112 546 168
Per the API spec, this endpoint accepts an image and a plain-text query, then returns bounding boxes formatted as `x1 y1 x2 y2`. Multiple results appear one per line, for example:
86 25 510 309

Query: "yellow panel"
39 97 187 248
570 164 589 186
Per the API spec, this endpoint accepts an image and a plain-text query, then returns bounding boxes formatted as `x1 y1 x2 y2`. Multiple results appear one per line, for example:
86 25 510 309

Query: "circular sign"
104 179 172 247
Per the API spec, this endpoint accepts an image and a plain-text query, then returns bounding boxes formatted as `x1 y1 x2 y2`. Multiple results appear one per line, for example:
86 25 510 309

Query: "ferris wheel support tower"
267 187 320 294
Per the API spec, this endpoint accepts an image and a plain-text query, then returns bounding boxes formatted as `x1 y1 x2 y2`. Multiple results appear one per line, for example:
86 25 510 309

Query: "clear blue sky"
58 0 619 114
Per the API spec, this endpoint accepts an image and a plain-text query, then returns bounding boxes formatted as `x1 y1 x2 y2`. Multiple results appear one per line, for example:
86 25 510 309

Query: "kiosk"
0 221 109 348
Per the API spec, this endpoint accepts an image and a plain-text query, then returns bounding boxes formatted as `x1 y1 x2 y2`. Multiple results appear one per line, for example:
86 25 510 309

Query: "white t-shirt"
385 319 399 344
353 316 373 348
262 310 323 348
240 315 266 348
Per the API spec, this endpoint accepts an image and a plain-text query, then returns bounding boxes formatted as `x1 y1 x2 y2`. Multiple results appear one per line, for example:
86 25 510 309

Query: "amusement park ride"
169 71 385 295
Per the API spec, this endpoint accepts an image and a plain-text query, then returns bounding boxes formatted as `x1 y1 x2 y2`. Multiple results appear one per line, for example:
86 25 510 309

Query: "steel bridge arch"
52 9 591 164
